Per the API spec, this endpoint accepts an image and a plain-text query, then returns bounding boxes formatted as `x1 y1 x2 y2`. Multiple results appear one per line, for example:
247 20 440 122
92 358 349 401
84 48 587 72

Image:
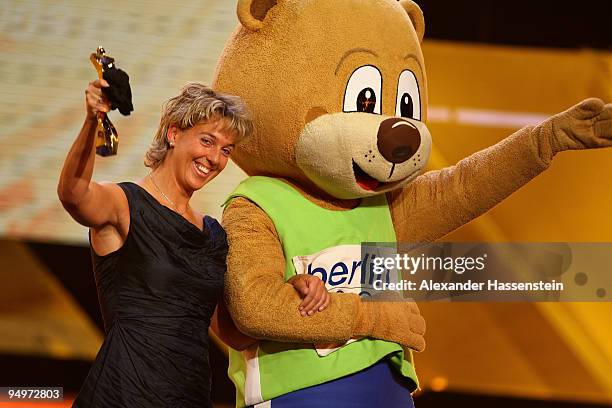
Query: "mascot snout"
296 112 432 199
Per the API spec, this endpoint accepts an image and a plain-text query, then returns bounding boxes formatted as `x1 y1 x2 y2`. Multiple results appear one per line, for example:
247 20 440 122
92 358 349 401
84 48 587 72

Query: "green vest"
225 176 418 407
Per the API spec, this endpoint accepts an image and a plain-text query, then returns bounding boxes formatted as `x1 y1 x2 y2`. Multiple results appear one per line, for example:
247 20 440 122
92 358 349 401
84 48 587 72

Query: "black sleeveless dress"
73 182 227 408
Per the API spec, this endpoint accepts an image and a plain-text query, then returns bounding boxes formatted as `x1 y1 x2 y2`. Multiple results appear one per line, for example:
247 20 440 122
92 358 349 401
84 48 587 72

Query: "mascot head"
213 0 431 199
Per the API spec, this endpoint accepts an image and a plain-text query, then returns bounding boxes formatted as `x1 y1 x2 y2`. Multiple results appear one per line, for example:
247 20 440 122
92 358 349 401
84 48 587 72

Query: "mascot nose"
376 118 421 163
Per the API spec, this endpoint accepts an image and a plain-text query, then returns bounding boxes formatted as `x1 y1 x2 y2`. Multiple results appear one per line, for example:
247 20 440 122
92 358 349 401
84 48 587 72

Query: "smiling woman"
145 83 251 171
56 81 253 408
142 83 251 221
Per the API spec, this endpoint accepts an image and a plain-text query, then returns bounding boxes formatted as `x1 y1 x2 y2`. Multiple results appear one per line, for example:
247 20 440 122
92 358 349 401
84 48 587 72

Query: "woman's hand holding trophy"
88 47 133 156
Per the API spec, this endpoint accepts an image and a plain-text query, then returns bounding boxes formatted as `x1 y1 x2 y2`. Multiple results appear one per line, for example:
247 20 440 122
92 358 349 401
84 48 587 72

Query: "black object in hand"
102 67 134 116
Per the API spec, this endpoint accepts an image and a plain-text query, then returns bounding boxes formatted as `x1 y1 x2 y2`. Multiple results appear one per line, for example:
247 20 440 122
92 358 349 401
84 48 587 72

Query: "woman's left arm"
210 299 258 351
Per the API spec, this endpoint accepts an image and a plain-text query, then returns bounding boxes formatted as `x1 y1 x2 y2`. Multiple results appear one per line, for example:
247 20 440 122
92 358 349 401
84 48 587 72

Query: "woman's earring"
169 141 175 147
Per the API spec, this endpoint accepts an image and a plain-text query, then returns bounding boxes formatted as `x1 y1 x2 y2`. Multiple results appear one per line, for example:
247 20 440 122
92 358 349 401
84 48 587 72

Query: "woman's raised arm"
57 79 125 230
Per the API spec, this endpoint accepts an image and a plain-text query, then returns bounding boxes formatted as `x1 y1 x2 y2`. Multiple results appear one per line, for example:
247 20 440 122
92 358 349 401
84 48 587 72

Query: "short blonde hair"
145 82 252 169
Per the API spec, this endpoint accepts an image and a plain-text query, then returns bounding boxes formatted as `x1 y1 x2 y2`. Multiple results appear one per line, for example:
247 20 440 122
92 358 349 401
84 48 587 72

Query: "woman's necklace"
148 173 188 215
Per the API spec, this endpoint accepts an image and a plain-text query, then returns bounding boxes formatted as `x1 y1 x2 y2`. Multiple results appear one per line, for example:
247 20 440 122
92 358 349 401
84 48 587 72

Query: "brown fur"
214 0 612 363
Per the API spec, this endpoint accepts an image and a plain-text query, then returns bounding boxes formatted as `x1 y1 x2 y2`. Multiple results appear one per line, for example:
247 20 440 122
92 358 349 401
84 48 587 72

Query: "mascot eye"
343 65 382 114
395 70 421 120
399 93 413 118
357 87 377 113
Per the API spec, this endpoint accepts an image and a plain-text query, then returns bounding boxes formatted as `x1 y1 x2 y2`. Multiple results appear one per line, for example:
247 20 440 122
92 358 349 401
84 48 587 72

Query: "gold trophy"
90 47 119 156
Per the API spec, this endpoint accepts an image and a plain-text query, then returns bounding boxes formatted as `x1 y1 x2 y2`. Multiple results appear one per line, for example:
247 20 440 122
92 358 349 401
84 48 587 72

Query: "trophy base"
95 114 119 157
96 145 116 157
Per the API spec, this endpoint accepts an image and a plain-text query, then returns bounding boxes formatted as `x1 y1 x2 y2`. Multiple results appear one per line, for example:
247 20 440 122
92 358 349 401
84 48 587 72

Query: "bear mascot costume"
212 0 612 406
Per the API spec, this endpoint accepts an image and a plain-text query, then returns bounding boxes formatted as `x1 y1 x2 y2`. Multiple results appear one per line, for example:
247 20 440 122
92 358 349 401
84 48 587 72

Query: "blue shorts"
252 360 416 408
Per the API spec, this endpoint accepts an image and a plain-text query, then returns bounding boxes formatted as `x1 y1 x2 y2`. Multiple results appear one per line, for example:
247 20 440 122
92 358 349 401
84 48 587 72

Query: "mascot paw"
355 301 426 352
547 98 612 152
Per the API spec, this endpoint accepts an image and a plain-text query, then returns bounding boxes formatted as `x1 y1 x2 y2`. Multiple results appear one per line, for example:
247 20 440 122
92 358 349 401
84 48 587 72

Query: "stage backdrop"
1 1 611 405
0 1 610 245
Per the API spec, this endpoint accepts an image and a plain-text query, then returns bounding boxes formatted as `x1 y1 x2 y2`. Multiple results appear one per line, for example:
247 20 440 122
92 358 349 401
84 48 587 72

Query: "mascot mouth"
353 160 383 191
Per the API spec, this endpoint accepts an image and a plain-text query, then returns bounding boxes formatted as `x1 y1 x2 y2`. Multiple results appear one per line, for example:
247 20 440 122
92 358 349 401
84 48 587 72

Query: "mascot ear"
399 0 425 44
237 0 278 31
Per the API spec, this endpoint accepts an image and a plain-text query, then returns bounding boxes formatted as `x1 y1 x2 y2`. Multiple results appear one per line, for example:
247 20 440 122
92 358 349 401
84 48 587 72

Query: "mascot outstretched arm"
391 99 611 242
